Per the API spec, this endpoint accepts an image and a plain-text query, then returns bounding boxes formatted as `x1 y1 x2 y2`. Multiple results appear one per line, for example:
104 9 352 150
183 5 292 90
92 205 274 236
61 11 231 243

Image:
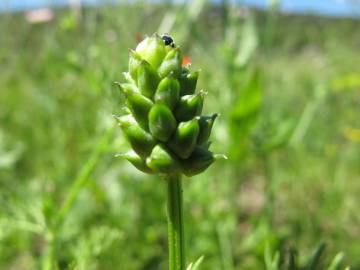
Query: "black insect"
162 34 175 47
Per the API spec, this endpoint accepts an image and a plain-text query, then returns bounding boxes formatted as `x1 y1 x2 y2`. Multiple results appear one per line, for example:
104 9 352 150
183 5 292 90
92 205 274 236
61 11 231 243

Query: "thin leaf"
306 243 326 270
287 248 297 270
186 256 204 270
327 252 345 270
264 243 279 270
232 69 262 120
234 14 258 68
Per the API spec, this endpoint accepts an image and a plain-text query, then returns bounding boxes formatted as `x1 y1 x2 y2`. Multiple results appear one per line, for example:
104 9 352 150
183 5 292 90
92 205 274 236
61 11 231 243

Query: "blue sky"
1 0 360 18
240 0 360 17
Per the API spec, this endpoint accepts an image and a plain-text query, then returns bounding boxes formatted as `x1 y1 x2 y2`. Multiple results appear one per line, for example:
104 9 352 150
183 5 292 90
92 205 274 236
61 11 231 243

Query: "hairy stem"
165 174 185 270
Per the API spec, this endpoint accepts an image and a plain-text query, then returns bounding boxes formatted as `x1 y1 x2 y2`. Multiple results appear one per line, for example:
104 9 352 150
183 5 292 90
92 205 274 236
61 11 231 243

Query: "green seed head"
136 35 166 68
115 33 225 176
154 76 180 110
169 119 199 159
158 48 182 78
148 103 177 142
179 67 199 96
117 150 154 174
137 60 160 98
146 144 180 174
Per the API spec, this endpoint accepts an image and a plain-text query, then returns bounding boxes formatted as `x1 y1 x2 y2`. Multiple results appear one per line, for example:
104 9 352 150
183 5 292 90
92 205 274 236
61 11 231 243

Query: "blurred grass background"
0 1 360 269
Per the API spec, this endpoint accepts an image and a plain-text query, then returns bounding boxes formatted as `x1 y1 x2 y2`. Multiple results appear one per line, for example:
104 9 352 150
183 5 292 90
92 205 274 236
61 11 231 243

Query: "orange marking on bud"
182 55 191 66
135 33 144 44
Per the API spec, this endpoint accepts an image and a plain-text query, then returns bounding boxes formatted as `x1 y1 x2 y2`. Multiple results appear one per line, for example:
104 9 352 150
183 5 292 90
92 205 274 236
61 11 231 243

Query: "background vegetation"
0 1 359 269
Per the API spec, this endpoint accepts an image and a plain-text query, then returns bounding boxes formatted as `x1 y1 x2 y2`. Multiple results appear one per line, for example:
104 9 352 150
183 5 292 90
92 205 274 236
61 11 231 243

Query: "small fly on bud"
162 34 175 48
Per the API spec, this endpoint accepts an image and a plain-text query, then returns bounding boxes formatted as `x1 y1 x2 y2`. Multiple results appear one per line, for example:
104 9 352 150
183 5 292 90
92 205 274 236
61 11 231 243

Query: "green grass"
0 2 359 269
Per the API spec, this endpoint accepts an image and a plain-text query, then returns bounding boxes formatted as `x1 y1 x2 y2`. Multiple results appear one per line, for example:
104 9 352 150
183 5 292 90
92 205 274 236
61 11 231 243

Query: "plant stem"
262 154 274 227
42 232 55 270
165 174 185 270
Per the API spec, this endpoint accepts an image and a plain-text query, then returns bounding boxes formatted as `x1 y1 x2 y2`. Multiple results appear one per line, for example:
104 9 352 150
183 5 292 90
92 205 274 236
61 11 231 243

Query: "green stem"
262 154 274 227
165 174 185 270
42 232 55 270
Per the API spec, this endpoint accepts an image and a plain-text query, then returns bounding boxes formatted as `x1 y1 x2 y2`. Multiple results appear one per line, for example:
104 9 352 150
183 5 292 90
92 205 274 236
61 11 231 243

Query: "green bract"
115 33 225 176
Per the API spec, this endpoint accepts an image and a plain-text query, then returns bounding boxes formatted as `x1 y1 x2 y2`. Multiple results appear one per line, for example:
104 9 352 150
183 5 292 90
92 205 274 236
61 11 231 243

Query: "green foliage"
0 2 359 270
186 256 204 270
264 243 349 270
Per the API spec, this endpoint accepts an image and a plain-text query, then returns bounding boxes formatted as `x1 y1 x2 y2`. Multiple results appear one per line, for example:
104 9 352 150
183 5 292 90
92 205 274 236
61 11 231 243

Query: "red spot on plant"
182 55 191 66
135 33 144 44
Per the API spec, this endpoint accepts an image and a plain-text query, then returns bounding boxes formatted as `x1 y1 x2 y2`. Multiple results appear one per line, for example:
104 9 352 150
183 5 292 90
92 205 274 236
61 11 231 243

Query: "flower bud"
158 48 182 78
116 82 138 94
169 119 200 159
122 72 135 84
115 114 155 158
181 146 227 177
113 114 135 128
196 114 218 145
174 90 206 122
148 103 177 142
179 68 199 96
137 60 160 99
146 144 180 174
136 35 166 69
123 90 153 131
154 76 180 110
116 33 225 176
118 150 153 174
129 50 142 81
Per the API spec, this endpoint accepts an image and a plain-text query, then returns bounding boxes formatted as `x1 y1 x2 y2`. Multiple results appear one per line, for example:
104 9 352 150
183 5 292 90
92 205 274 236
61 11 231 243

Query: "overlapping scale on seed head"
115 33 226 176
